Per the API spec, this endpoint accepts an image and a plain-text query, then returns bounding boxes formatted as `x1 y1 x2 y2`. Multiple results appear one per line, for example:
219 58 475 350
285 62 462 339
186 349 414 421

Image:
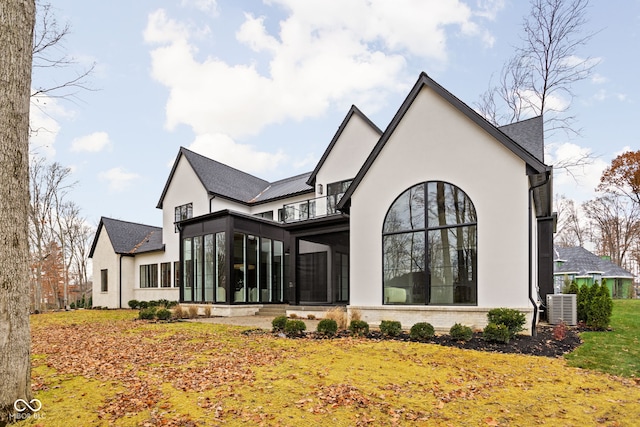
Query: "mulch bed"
263 324 586 358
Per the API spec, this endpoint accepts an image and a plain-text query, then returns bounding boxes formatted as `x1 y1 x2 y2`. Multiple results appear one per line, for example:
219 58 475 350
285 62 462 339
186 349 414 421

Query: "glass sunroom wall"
183 237 193 301
247 235 259 302
215 232 227 302
204 234 214 302
193 236 203 302
233 233 246 302
260 238 272 302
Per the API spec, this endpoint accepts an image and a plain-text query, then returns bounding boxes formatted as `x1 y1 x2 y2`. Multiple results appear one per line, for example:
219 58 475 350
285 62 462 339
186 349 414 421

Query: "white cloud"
70 131 111 153
181 0 218 15
591 73 608 84
546 142 608 201
144 1 496 146
187 133 287 176
99 167 140 192
29 94 73 159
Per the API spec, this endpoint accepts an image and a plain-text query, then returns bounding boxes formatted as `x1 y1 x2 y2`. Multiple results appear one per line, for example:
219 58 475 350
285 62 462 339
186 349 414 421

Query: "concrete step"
256 304 288 317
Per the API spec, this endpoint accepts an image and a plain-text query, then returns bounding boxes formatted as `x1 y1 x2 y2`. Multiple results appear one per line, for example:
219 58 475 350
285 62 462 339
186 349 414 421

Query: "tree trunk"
0 0 36 424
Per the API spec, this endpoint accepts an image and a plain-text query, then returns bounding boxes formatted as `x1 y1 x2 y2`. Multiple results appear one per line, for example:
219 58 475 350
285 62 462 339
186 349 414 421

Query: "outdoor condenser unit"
547 294 577 325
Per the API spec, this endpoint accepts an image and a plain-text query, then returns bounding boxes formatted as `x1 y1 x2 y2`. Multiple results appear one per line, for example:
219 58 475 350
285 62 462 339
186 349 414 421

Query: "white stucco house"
90 72 554 332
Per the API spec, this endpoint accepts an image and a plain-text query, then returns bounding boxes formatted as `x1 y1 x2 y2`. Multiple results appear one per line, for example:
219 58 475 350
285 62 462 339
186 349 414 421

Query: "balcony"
282 194 344 223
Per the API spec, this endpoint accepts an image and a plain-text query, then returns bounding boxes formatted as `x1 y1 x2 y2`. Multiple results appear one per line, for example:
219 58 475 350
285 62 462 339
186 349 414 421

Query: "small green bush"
69 302 76 309
156 308 172 321
379 320 402 337
128 299 140 309
487 308 525 338
138 301 149 309
409 322 435 340
483 323 511 343
166 300 179 308
449 323 473 341
349 320 369 336
138 307 157 320
284 319 306 336
317 318 338 336
272 315 288 332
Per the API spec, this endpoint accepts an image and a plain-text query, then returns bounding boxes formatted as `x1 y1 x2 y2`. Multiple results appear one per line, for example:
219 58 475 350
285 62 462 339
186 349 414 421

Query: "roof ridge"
101 216 161 230
180 146 269 185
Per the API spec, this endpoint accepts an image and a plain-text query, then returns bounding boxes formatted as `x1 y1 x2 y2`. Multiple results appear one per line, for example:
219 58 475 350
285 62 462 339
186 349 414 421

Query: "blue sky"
30 0 640 228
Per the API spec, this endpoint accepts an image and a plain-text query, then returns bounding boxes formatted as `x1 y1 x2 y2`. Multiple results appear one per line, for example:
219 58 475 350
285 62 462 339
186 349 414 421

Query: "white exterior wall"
348 86 533 330
315 113 381 193
132 252 180 303
91 231 121 308
161 156 210 267
210 197 251 214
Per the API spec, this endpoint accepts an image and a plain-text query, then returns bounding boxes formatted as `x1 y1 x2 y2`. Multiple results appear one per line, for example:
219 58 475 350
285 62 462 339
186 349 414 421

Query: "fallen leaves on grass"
29 311 640 426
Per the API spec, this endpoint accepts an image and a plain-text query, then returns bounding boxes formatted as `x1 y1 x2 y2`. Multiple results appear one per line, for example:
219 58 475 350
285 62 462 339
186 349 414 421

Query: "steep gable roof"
498 116 544 163
337 72 550 211
157 147 270 208
157 147 314 208
306 105 382 186
89 217 164 258
554 246 634 278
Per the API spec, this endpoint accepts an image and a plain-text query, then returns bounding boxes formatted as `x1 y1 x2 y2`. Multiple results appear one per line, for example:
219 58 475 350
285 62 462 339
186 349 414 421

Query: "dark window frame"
175 203 193 232
382 181 477 306
100 269 108 292
160 262 172 287
140 264 159 288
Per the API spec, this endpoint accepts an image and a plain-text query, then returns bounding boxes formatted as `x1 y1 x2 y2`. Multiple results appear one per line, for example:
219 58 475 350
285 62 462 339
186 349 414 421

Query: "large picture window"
383 182 477 305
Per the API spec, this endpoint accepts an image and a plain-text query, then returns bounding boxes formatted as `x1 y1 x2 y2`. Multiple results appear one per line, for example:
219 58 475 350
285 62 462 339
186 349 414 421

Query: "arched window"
383 182 477 305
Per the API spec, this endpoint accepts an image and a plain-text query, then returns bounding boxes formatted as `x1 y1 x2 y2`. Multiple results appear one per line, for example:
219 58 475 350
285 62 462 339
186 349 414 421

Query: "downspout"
528 170 551 337
119 254 123 309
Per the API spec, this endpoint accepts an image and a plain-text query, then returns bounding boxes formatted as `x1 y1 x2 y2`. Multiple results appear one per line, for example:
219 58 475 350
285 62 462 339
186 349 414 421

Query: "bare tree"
583 195 640 267
0 0 36 423
31 1 95 101
554 194 589 247
477 0 598 137
28 155 74 312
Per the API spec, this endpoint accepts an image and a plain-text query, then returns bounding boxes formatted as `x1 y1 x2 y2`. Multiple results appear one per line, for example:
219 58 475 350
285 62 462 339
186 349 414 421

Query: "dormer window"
175 203 193 232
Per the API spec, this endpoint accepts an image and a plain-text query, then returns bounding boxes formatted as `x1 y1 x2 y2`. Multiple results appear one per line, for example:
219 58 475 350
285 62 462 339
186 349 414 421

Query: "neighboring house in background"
90 72 554 332
554 246 636 299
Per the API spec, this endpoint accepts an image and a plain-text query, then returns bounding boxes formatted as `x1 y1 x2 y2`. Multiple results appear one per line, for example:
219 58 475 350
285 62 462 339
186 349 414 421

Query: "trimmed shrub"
483 323 510 344
487 308 525 338
70 302 76 309
138 307 157 320
379 320 402 337
272 315 288 332
284 319 306 337
156 308 172 321
128 300 140 309
307 314 316 320
410 322 435 340
449 323 473 341
317 318 338 336
552 321 567 341
138 301 149 309
349 320 369 336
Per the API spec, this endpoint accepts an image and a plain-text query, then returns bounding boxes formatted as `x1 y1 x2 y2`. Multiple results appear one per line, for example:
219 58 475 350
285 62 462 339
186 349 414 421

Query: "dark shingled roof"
250 172 313 203
89 217 164 258
158 147 313 208
554 246 634 278
498 116 544 163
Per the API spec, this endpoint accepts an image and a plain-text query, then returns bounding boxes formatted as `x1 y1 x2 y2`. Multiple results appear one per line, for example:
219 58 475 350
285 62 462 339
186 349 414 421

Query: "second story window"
175 203 193 232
